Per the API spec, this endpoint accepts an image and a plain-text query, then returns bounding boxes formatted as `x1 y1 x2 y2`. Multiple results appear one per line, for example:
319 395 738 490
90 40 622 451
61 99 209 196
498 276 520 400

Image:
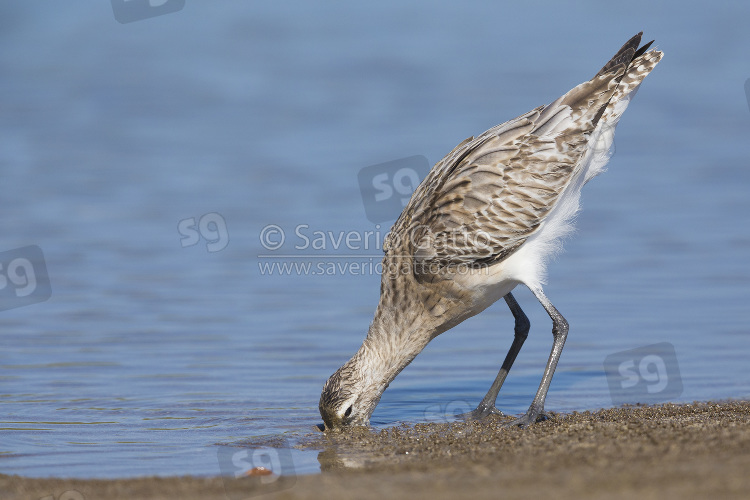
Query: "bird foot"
458 403 505 421
504 409 551 428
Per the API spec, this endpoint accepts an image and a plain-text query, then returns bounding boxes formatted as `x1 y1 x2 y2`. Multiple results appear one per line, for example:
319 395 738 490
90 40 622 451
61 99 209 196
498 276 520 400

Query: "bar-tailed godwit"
320 33 662 429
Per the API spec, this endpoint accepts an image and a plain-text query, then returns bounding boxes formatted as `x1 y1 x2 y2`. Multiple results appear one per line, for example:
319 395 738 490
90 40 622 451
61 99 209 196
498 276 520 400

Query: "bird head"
318 357 386 431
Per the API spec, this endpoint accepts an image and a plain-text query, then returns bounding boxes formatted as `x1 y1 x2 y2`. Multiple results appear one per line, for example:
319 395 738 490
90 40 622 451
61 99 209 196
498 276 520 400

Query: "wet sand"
3 401 749 500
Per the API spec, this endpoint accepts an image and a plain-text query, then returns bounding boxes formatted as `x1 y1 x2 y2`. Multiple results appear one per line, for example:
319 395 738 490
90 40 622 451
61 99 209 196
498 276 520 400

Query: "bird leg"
505 287 568 428
460 292 530 420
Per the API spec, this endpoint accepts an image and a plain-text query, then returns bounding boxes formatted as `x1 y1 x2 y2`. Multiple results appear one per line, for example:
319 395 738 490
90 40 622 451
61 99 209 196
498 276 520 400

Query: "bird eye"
344 406 353 418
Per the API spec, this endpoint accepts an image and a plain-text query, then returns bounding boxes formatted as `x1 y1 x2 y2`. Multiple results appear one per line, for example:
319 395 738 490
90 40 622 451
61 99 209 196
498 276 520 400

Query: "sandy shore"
3 401 749 500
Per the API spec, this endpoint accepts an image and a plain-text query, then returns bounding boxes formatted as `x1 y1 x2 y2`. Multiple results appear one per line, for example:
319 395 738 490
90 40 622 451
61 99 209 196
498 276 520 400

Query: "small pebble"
245 467 273 476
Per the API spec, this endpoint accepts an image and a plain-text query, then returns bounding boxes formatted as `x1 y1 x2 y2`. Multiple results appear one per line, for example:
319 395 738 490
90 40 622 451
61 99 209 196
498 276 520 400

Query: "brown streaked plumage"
320 33 663 430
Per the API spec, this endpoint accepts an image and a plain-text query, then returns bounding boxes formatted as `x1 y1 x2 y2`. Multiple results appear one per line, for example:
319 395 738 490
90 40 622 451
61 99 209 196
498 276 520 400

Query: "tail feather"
583 36 662 185
534 33 661 142
600 44 663 124
595 32 642 78
592 33 663 126
632 39 655 59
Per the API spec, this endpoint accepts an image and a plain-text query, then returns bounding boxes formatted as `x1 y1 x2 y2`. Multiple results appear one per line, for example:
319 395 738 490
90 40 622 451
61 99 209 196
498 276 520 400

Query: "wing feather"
384 35 662 285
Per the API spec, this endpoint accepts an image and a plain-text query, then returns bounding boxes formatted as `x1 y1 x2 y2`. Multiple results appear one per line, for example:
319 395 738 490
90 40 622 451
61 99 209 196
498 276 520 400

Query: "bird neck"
353 306 434 392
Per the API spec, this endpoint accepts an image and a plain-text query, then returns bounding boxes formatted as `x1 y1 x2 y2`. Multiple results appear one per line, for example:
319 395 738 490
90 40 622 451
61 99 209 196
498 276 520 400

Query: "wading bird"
320 33 662 429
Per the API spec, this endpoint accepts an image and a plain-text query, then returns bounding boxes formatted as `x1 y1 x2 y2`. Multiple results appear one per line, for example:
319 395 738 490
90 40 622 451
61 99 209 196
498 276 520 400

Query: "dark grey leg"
461 292 530 420
506 287 568 428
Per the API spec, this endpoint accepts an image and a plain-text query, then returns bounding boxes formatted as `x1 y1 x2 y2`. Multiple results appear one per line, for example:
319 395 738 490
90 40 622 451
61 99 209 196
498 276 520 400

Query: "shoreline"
3 400 749 499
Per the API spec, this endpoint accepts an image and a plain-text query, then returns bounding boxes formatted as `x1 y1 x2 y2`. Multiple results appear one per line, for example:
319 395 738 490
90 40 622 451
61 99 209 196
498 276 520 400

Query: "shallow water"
1 0 750 479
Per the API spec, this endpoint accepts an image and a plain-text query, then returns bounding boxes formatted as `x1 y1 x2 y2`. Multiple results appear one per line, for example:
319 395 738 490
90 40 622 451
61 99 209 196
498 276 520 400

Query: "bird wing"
385 33 658 282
